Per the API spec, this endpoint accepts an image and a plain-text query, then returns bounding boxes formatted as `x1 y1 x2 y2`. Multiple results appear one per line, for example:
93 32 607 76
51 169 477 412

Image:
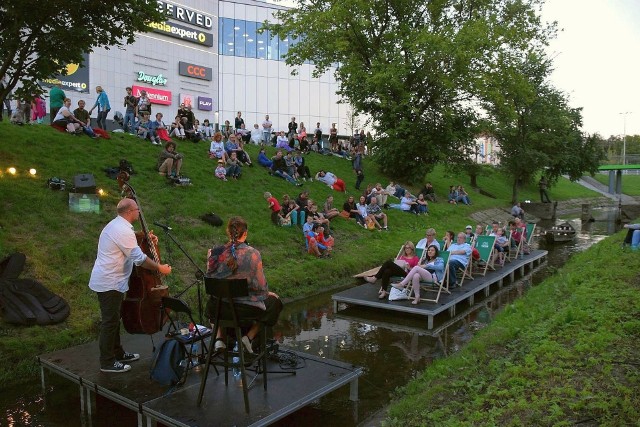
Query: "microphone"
153 221 172 231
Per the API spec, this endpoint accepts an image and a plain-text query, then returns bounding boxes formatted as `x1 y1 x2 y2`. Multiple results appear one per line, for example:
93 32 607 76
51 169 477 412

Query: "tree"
0 1 164 104
343 108 362 137
480 52 604 202
265 0 551 183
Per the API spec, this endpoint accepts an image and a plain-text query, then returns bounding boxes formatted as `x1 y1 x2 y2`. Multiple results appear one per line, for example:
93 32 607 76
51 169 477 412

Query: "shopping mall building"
45 0 350 134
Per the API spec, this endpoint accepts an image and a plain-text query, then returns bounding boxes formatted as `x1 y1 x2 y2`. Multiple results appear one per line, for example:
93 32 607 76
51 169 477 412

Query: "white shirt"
53 106 72 122
210 140 225 154
356 203 368 218
250 128 262 142
318 172 337 186
89 215 147 293
262 119 272 130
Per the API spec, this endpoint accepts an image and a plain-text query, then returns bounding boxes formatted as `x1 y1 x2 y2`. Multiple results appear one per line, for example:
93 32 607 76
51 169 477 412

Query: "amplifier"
72 173 96 194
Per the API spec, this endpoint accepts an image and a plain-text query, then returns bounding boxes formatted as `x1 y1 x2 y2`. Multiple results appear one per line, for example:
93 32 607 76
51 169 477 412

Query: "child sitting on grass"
214 160 227 181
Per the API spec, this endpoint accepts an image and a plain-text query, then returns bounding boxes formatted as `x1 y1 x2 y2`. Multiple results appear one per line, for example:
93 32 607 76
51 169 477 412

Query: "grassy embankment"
385 231 640 425
593 172 640 196
0 121 599 387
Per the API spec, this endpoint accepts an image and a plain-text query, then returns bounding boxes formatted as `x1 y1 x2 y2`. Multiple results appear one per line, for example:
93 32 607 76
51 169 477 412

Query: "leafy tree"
0 1 163 103
266 0 551 183
480 52 604 202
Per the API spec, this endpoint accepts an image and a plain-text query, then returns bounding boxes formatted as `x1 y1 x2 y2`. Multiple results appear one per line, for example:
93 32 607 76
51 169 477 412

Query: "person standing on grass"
88 198 172 373
264 192 282 225
89 86 111 130
48 84 66 125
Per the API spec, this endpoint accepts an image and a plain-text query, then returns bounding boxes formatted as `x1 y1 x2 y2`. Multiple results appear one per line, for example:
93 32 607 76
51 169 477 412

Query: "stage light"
8 167 16 175
98 188 106 196
29 168 37 176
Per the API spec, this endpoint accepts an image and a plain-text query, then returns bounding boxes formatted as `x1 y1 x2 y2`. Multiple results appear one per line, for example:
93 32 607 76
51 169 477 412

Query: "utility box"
69 193 100 213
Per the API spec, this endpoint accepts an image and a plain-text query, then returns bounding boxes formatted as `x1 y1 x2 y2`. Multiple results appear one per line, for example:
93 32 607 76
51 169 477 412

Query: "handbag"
339 210 350 219
388 286 409 301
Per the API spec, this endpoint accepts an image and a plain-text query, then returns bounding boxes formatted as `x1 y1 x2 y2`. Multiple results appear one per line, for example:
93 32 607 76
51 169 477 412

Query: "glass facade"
220 17 297 62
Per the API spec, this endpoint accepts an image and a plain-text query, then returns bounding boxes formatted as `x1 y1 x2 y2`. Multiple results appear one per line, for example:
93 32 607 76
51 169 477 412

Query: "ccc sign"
178 61 212 81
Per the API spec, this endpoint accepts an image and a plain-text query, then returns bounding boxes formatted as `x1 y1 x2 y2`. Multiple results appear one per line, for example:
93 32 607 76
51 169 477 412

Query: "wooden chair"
407 251 451 304
197 277 268 413
473 235 496 276
508 229 524 260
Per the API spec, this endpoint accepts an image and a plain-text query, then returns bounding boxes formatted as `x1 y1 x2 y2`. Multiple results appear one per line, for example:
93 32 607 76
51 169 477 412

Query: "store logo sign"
136 71 167 86
178 61 212 81
149 21 213 47
131 85 172 106
156 0 213 29
198 96 213 111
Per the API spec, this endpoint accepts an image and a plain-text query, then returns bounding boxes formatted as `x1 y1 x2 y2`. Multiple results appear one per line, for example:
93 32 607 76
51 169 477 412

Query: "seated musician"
88 198 172 373
206 216 283 354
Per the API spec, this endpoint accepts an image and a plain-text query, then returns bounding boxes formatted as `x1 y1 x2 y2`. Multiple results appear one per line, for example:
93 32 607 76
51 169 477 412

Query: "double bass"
118 172 169 334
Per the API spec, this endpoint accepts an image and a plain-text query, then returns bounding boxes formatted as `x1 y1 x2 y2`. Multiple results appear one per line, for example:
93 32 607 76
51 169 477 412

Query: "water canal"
0 211 621 426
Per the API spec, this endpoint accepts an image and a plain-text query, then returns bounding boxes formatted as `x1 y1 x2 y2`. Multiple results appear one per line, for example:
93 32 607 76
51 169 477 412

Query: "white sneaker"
241 336 254 354
214 339 226 352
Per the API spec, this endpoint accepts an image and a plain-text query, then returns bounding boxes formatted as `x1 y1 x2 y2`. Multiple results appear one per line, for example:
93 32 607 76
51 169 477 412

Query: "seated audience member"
415 194 429 214
304 218 330 257
456 185 471 205
386 181 406 199
284 152 298 179
323 195 340 220
447 186 458 204
72 100 98 138
276 131 292 151
513 217 530 254
52 98 83 133
170 115 186 139
370 183 390 208
364 241 420 299
236 123 251 144
209 132 228 162
489 221 500 236
419 182 437 202
493 227 509 265
316 170 346 192
474 224 485 240
464 225 475 241
297 124 307 145
308 203 332 235
235 137 253 166
294 151 312 181
447 232 472 287
137 112 153 141
225 151 242 179
214 159 227 181
271 150 302 186
343 195 365 226
395 244 445 304
366 198 388 230
157 141 183 177
442 230 455 250
221 120 233 140
199 119 213 139
416 228 440 251
225 134 247 163
511 202 525 220
356 195 377 228
400 192 420 214
309 137 320 152
257 147 273 168
296 190 310 214
315 225 334 252
264 192 282 225
250 124 263 145
281 198 302 225
150 112 171 142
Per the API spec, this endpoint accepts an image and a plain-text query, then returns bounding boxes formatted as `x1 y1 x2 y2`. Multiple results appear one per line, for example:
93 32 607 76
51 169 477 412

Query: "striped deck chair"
508 229 523 260
524 223 536 253
408 251 451 304
473 235 496 276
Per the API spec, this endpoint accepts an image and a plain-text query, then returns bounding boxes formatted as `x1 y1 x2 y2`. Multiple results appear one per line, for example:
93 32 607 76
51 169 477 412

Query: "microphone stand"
158 225 206 324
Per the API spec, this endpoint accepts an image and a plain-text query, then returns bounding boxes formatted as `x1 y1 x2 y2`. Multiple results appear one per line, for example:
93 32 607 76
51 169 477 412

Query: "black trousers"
97 290 126 368
375 260 407 290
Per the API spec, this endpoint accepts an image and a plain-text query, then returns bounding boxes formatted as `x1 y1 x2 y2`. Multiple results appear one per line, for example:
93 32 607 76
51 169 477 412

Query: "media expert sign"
41 53 90 93
131 85 172 105
198 97 212 111
156 0 213 29
178 62 212 81
149 21 213 47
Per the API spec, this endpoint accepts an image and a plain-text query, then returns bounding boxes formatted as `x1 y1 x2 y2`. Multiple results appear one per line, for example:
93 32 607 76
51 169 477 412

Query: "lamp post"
620 111 632 165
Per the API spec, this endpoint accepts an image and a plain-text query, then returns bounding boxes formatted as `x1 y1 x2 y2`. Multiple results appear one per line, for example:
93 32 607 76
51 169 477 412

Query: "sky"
542 0 640 138
267 0 639 138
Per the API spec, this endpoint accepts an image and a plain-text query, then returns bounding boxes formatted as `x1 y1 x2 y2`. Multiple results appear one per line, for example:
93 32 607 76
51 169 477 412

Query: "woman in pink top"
364 241 420 299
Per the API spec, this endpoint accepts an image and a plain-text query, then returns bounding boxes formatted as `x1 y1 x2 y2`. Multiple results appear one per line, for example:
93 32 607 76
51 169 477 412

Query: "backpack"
119 159 135 175
0 253 70 326
149 339 186 386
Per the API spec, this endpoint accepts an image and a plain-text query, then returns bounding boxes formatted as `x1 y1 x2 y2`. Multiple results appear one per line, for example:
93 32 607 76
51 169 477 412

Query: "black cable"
270 349 307 370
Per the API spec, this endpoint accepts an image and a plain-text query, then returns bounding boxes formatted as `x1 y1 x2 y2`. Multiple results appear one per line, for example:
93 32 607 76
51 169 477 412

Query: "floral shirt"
207 242 267 309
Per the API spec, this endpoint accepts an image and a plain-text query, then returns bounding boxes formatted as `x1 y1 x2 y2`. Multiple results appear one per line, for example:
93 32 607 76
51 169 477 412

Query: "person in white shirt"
262 114 272 145
88 198 171 373
250 123 263 144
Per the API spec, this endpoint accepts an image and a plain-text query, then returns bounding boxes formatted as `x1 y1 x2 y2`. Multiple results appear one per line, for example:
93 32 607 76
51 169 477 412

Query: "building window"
256 23 268 60
234 19 246 57
268 32 279 61
279 34 290 61
245 21 257 59
220 17 235 56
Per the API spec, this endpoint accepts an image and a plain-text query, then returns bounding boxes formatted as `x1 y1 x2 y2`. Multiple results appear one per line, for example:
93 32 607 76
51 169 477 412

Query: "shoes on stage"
101 361 131 373
214 339 226 352
411 298 420 305
117 352 140 363
241 336 254 354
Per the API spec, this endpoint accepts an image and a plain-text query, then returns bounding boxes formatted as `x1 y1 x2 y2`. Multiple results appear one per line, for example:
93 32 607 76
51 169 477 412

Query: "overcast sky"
543 0 640 138
267 0 638 137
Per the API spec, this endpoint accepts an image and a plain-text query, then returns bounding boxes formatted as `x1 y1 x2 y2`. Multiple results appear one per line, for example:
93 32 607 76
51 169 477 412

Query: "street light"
620 111 632 165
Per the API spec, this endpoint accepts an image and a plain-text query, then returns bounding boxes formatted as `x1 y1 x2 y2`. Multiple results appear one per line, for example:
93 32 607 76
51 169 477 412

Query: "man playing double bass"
89 198 172 373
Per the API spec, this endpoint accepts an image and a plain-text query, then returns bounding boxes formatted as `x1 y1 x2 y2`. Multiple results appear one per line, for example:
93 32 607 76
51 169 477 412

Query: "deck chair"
473 235 496 276
407 251 451 304
524 223 536 252
508 229 524 260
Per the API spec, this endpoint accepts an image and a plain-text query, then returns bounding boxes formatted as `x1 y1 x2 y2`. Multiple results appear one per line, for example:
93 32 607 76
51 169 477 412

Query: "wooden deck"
333 250 547 329
38 332 362 426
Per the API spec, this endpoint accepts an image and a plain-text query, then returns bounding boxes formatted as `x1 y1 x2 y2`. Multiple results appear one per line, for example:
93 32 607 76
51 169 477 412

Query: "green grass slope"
0 121 599 385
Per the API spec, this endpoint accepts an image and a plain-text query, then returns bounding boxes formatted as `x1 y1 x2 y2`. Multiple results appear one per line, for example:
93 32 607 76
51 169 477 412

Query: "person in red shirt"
264 192 282 225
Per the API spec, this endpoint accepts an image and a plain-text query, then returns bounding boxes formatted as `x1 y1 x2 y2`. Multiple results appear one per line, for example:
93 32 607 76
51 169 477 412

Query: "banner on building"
149 21 213 47
132 85 172 105
178 61 212 81
41 53 90 94
198 96 213 111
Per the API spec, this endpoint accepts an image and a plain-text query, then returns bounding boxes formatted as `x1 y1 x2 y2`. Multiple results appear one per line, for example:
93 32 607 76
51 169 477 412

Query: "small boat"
545 222 576 243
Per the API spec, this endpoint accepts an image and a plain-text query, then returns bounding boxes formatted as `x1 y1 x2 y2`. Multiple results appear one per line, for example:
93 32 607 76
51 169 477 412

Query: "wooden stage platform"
38 333 362 426
333 250 548 329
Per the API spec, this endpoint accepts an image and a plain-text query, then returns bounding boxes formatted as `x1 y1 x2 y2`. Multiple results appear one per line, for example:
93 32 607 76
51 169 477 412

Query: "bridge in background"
598 164 640 194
